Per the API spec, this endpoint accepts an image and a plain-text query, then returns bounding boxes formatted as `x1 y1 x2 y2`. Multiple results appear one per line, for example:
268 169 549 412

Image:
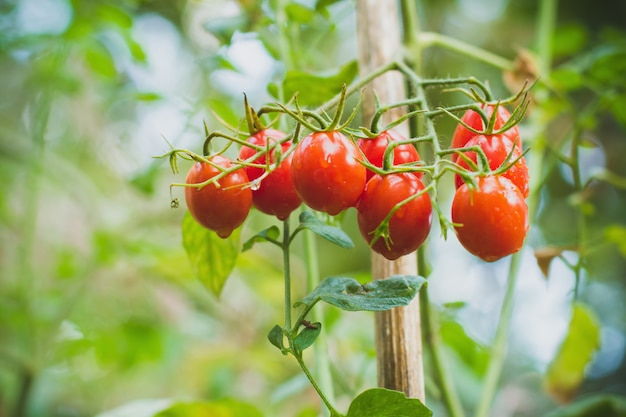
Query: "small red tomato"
454 134 529 198
238 129 301 220
357 130 421 181
452 175 529 262
291 131 366 215
357 173 432 260
185 155 252 238
451 104 520 162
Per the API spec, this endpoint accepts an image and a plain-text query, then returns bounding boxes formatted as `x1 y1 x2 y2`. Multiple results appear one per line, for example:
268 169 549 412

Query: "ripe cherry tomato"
238 129 301 220
357 173 432 260
452 175 528 262
291 131 366 215
451 104 520 162
185 155 252 238
454 134 529 198
357 130 421 181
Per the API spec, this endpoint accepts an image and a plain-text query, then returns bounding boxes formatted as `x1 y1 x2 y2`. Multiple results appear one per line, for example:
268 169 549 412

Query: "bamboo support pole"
356 0 426 401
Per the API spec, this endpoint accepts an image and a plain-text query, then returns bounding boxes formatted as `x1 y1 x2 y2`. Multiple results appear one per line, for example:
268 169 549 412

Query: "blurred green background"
1 0 625 416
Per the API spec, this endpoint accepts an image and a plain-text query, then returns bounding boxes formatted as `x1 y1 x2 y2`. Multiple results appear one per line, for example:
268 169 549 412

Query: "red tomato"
454 134 529 198
357 130 421 181
185 155 252 238
357 173 432 260
290 131 366 215
450 104 520 162
452 175 529 262
238 129 301 220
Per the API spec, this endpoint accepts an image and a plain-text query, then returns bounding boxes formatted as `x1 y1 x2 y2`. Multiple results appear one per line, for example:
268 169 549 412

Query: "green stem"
315 61 398 115
418 32 514 71
421 291 466 417
474 251 523 417
275 0 294 71
304 229 335 417
294 353 343 417
418 251 466 417
569 127 585 301
283 218 292 332
15 369 34 417
536 0 557 76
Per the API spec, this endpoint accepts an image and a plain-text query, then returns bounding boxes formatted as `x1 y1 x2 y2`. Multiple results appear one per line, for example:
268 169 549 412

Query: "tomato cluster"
450 105 530 262
182 101 529 263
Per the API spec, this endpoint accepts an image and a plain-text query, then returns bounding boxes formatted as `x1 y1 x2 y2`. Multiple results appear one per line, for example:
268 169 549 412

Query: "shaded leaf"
95 399 174 417
543 394 626 417
182 211 241 297
295 275 425 312
242 226 280 251
345 388 432 417
269 60 359 107
154 399 264 417
293 323 321 353
545 303 601 402
268 324 285 352
552 24 589 59
296 211 353 249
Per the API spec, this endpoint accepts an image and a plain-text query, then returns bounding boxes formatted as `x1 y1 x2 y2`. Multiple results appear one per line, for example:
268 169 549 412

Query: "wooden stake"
356 0 426 401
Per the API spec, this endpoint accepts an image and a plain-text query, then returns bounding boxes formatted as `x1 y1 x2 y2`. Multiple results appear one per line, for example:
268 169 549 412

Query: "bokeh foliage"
0 0 625 416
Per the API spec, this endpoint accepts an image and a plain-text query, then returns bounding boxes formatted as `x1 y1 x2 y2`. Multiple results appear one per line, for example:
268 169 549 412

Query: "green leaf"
203 15 249 45
543 394 626 417
285 3 316 24
273 60 359 107
550 68 584 91
209 97 242 129
296 211 353 249
293 323 321 353
97 4 133 29
134 92 162 102
552 24 589 59
345 388 432 417
242 226 280 251
605 225 626 257
84 40 117 78
268 324 285 352
124 33 147 63
607 94 626 128
440 320 489 376
154 399 264 417
315 0 344 12
182 211 241 297
591 169 626 189
295 275 426 312
545 303 601 402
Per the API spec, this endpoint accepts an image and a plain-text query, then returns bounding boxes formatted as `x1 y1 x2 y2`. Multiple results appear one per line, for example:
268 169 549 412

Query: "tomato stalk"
474 251 523 417
275 218 342 417
303 228 336 416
